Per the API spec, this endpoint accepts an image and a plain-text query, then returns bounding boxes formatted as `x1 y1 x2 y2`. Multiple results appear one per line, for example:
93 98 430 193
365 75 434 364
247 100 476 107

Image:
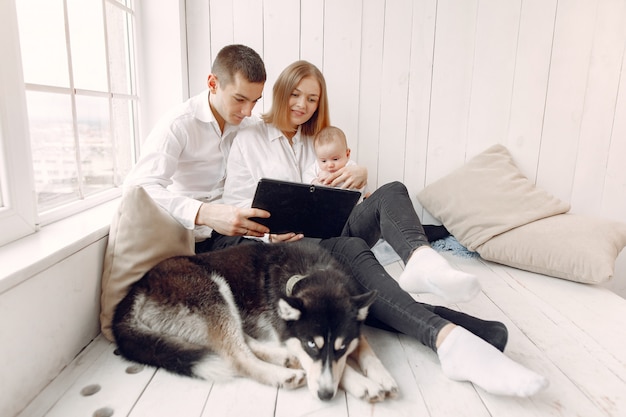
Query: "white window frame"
0 0 192 250
0 0 38 247
0 0 141 248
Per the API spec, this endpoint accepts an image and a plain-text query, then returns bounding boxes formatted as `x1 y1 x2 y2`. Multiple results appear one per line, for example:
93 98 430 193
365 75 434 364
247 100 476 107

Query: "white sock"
438 327 548 397
398 247 481 303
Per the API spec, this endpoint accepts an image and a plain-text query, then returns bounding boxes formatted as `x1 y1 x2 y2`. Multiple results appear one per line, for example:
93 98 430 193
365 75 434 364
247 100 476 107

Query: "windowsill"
0 198 119 295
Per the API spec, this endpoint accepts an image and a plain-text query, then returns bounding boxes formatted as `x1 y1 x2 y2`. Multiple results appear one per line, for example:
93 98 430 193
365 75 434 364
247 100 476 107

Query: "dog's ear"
278 297 303 321
352 290 377 321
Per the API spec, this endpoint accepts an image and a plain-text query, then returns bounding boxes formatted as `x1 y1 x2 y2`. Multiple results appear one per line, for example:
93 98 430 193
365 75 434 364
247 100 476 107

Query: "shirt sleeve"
223 135 258 208
124 120 203 230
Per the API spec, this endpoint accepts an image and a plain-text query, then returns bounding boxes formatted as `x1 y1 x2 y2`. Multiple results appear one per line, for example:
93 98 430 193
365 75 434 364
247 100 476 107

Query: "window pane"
111 98 135 184
75 95 114 196
16 0 70 87
67 0 108 91
13 0 137 227
106 2 135 94
25 91 80 211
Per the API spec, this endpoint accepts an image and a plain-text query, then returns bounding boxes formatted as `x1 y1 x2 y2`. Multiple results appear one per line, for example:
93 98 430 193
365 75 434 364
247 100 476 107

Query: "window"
14 0 138 224
0 0 38 246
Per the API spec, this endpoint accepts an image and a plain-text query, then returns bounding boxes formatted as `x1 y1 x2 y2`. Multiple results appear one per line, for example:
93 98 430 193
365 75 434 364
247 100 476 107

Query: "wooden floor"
17 253 626 417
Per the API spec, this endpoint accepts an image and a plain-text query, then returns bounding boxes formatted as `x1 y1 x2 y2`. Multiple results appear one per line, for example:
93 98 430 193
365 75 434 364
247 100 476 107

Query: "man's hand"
195 203 270 237
322 164 368 189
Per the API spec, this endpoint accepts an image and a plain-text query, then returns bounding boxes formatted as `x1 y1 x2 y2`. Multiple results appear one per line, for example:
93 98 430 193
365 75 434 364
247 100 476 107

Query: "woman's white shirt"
224 122 317 208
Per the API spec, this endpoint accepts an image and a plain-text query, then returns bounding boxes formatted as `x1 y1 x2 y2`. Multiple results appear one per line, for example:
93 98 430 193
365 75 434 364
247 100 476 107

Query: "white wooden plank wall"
185 0 626 292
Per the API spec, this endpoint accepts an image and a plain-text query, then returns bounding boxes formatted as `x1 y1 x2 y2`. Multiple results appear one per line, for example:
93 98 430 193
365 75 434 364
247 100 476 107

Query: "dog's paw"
278 368 306 389
284 354 302 369
353 378 390 403
365 370 398 399
342 368 395 403
360 358 398 398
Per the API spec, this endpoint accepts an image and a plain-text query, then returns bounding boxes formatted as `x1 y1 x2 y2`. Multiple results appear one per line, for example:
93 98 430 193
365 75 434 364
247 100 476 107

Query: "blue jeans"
320 181 448 350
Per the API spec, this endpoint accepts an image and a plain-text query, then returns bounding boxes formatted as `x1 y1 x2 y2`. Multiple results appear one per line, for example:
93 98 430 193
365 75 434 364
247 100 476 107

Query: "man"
125 44 271 252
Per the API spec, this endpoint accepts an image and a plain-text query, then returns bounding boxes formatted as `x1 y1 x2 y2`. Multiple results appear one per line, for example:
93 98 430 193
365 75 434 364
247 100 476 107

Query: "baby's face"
315 141 350 173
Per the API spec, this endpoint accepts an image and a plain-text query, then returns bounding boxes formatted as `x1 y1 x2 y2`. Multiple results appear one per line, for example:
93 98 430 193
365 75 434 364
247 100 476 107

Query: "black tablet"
250 178 361 239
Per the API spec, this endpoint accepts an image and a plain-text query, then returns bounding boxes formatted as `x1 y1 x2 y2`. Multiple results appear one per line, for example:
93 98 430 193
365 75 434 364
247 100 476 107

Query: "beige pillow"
417 144 570 251
100 186 195 341
477 213 626 284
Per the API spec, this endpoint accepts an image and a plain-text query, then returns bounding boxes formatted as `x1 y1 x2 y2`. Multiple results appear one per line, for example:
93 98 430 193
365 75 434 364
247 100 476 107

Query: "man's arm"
195 203 269 237
124 125 203 230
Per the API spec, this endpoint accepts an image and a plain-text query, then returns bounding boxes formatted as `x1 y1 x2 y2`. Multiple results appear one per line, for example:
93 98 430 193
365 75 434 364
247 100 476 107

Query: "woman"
223 60 547 397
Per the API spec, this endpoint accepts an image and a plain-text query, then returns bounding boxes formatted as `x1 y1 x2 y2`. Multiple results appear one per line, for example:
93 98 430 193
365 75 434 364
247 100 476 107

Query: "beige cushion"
100 186 195 341
417 144 570 251
477 213 626 284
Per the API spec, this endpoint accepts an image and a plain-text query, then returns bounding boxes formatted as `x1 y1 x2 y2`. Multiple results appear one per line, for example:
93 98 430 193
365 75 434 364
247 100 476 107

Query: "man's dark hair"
211 44 266 87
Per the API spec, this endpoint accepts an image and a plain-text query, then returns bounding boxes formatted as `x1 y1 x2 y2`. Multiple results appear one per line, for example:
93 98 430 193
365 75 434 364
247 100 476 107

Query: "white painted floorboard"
18 254 626 417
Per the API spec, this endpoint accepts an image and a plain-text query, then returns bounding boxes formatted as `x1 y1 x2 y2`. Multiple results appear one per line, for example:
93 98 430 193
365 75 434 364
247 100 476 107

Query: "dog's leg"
340 364 391 403
340 335 398 401
195 317 306 389
245 336 302 369
194 275 306 389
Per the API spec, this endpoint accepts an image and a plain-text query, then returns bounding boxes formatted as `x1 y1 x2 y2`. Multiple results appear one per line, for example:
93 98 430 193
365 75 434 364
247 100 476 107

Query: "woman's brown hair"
262 60 330 137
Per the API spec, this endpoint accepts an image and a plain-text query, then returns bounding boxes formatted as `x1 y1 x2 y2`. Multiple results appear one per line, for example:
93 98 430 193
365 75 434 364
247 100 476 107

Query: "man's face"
208 72 264 128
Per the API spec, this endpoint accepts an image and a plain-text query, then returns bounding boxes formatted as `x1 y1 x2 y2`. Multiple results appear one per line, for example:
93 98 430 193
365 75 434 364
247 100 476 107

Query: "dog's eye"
307 340 317 350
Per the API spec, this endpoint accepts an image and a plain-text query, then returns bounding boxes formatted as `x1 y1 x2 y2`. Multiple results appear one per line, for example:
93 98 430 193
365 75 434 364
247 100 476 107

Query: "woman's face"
288 76 321 129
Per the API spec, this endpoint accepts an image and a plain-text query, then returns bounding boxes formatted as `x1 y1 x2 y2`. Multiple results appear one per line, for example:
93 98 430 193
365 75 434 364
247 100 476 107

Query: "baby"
304 126 368 197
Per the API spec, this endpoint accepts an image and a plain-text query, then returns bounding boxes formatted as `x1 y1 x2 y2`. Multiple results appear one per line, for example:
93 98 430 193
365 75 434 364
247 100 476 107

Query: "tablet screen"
250 178 361 239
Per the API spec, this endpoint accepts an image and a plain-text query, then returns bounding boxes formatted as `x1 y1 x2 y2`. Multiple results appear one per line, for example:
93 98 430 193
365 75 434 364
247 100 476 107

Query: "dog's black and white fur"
112 241 398 402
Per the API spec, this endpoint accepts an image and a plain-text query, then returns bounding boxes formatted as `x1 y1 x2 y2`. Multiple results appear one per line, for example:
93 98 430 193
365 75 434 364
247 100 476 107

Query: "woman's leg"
319 237 495 350
343 181 480 303
320 236 547 397
319 236 444 350
342 181 428 261
433 306 508 352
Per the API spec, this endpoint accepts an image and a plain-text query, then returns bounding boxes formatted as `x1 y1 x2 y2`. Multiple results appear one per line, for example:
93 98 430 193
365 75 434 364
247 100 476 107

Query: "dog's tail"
112 295 234 381
114 322 237 381
114 326 199 374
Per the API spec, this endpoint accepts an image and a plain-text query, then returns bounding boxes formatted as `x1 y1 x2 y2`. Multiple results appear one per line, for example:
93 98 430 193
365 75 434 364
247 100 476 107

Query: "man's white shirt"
124 90 260 239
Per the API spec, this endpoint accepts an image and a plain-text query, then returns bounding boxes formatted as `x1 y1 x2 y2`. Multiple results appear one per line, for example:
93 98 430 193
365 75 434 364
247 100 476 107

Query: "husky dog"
112 241 398 402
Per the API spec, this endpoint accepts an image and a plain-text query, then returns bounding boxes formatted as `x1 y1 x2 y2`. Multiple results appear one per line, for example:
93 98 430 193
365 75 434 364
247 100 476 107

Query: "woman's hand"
323 164 368 189
269 232 304 243
196 203 270 237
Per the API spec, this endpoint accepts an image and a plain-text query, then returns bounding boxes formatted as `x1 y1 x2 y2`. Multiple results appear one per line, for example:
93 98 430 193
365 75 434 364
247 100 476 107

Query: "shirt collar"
194 90 260 137
268 124 302 143
193 90 216 124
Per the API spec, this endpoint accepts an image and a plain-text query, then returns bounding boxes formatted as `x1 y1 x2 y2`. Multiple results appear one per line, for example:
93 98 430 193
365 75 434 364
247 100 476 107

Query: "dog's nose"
317 389 335 401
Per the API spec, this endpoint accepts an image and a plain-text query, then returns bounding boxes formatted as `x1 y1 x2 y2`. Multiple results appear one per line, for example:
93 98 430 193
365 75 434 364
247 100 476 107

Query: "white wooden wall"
185 0 626 288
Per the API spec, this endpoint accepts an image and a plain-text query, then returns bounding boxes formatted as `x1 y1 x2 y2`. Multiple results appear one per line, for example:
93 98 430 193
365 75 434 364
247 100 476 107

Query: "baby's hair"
314 126 348 149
